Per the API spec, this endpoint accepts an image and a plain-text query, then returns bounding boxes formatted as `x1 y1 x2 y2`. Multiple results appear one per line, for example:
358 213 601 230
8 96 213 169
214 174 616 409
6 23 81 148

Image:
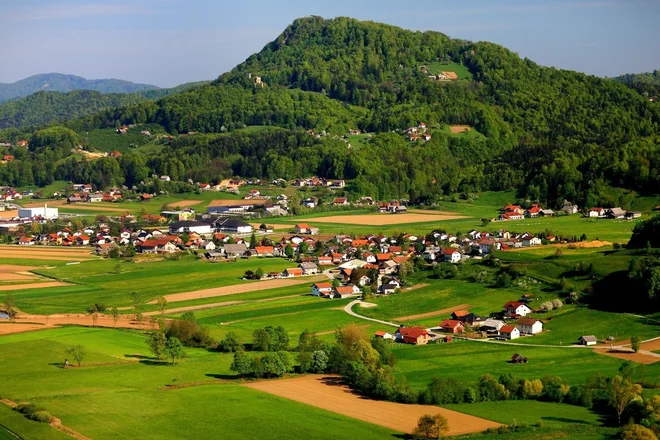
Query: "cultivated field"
245 375 502 435
156 275 326 303
210 199 265 206
301 211 467 226
0 210 17 219
392 302 471 321
166 200 202 208
450 125 472 133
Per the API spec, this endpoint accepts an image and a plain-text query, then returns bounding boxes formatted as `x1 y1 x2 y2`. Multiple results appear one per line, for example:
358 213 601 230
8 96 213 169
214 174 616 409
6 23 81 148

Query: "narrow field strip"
393 302 471 321
155 275 326 303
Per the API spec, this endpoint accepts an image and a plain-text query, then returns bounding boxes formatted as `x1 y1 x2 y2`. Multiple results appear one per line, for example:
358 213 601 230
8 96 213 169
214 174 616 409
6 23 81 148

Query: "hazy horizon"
2 0 659 88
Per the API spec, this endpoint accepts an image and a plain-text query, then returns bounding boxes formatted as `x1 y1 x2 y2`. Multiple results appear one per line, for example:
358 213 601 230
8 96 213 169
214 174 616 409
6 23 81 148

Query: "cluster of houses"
293 177 345 189
67 187 123 204
498 202 641 221
405 122 432 143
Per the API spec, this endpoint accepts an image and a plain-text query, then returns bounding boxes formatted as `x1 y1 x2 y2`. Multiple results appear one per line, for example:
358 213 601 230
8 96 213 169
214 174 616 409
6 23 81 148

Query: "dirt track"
302 212 467 226
510 240 612 251
0 313 156 335
154 276 325 303
245 375 501 435
0 281 71 291
166 200 203 208
393 302 471 321
597 350 659 365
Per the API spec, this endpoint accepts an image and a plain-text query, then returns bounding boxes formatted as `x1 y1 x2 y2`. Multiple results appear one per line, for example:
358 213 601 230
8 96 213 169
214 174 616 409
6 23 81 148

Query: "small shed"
510 353 528 364
579 335 598 346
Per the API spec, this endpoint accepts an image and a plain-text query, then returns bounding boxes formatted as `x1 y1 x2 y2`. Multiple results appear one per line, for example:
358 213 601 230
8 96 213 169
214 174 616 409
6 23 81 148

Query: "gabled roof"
518 318 541 326
504 301 528 309
440 319 464 329
500 325 517 333
452 310 469 318
335 286 355 295
396 327 428 338
313 282 332 289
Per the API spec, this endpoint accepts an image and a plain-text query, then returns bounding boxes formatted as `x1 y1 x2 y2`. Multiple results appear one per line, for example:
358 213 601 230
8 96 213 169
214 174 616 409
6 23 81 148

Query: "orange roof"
376 253 392 261
254 246 274 254
452 310 469 317
296 224 311 229
500 325 517 333
440 319 464 329
313 283 332 289
352 239 369 247
335 286 355 294
285 268 303 275
397 327 428 338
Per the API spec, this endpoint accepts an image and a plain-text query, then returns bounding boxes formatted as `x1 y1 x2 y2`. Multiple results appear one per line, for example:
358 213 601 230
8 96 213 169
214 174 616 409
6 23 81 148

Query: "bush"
14 402 37 415
28 411 52 423
620 424 658 440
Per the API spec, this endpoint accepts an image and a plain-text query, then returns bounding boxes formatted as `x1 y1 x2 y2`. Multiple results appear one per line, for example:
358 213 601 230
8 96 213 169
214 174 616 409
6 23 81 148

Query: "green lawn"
0 327 396 440
425 62 473 80
0 404 70 440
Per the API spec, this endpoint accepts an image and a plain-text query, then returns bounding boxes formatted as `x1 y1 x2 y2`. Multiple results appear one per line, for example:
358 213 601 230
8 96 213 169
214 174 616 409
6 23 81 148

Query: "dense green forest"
1 17 659 207
0 81 210 129
0 73 159 103
614 70 660 98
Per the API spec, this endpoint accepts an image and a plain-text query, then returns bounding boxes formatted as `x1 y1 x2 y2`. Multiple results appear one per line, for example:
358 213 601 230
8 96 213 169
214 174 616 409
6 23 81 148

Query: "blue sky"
2 0 659 87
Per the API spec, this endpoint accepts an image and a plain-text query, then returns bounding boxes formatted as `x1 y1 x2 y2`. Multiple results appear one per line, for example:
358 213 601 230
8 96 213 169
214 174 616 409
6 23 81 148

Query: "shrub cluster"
14 402 52 423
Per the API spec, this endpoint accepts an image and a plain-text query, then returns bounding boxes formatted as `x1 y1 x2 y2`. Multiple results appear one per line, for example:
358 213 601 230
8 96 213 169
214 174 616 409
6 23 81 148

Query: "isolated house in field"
439 319 465 334
579 335 598 346
395 327 430 345
517 318 543 335
503 301 532 317
311 282 333 297
499 325 520 340
510 353 528 364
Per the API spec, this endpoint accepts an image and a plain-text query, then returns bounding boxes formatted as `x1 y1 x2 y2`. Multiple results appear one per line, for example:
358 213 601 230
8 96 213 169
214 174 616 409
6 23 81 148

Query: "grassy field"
0 404 71 440
14 256 298 314
0 327 397 440
426 62 473 80
392 339 655 389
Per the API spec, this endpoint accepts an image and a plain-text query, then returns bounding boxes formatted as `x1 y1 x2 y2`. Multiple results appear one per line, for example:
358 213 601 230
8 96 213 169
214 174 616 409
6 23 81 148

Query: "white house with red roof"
499 325 520 340
311 282 333 297
443 248 462 263
518 318 543 335
395 327 430 345
503 301 532 317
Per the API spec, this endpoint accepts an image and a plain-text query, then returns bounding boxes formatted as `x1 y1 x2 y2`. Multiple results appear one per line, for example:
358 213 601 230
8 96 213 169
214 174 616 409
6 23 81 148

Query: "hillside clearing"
393 302 472 321
245 375 501 435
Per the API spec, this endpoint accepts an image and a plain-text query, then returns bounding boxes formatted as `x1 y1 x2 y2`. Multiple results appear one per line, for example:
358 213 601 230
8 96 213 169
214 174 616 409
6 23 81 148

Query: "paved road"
344 300 400 328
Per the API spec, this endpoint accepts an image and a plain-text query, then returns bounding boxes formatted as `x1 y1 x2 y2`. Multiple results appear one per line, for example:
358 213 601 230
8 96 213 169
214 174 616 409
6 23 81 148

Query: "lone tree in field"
65 345 87 367
130 291 144 320
631 335 641 353
156 296 168 317
413 413 450 439
164 337 186 365
4 292 16 318
147 331 167 359
110 307 120 327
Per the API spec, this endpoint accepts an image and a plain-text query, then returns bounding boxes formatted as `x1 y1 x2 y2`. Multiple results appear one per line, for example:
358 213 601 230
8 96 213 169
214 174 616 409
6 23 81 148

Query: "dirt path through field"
299 212 467 226
0 281 71 291
154 276 325 304
393 301 470 321
245 375 501 435
0 313 156 335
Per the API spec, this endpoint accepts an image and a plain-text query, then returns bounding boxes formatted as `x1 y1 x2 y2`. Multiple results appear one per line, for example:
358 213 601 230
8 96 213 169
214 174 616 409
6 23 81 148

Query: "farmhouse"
374 330 395 340
395 327 430 345
282 268 303 278
517 318 543 335
503 301 532 317
222 243 248 258
295 223 319 235
481 319 505 333
579 335 598 346
439 319 464 334
254 246 275 257
562 203 579 215
333 197 349 206
380 283 398 294
213 218 253 234
589 207 605 218
499 325 520 340
451 310 470 320
605 208 626 219
311 282 333 297
334 286 358 299
138 239 178 254
511 353 528 364
301 197 317 208
524 205 542 218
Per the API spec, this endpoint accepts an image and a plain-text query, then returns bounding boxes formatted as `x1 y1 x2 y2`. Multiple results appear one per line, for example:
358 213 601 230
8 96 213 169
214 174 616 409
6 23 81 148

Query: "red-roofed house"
440 320 465 334
443 248 462 263
254 246 275 257
333 197 349 206
451 310 470 320
17 140 28 147
395 327 430 345
334 286 359 299
318 256 333 266
18 236 34 246
283 268 303 277
518 318 543 335
503 301 532 317
374 330 395 340
525 204 542 218
499 325 520 340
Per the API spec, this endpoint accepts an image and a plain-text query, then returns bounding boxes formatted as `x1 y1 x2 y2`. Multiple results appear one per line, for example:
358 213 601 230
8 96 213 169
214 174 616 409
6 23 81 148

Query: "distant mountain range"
0 73 160 103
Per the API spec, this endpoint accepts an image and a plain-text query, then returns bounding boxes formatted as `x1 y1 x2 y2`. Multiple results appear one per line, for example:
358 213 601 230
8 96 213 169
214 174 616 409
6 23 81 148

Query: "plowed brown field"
245 375 501 435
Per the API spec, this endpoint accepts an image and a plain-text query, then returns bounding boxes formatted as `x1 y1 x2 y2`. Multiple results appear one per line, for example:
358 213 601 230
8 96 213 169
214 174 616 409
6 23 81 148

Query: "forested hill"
1 17 659 208
0 73 160 103
614 70 660 99
0 80 211 129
